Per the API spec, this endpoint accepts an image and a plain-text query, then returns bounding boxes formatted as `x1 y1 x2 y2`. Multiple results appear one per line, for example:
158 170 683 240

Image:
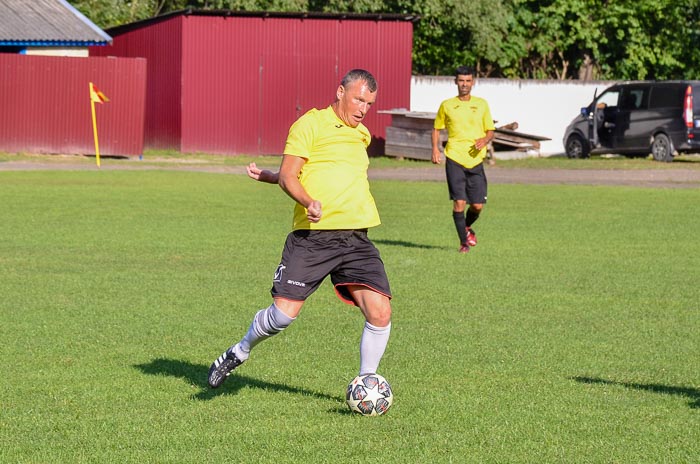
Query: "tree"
72 0 160 28
509 0 700 80
73 0 700 79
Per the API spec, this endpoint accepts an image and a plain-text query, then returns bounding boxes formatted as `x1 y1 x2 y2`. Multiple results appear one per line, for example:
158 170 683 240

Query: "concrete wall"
411 76 618 155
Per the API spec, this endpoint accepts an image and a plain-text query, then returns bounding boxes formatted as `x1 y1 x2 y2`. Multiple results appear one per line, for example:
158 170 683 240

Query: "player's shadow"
572 376 700 409
373 239 443 249
134 357 342 403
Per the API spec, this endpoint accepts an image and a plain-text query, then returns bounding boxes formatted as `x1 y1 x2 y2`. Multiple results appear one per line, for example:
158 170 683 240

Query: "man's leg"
452 199 468 247
446 158 469 250
465 203 482 246
208 300 300 389
349 286 392 375
465 204 483 227
464 164 488 247
234 299 301 360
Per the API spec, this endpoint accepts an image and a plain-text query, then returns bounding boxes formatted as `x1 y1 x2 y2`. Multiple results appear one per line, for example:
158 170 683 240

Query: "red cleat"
465 227 477 247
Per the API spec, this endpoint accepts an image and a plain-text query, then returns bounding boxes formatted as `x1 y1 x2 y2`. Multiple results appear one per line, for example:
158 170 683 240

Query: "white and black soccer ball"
346 373 393 416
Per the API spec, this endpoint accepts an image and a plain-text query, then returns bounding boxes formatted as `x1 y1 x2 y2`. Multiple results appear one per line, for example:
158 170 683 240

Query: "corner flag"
90 82 109 103
89 82 109 167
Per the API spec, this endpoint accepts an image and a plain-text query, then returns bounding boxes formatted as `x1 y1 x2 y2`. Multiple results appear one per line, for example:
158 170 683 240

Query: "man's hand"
246 162 263 180
474 131 494 151
246 162 279 184
474 137 489 151
306 200 322 223
431 128 443 164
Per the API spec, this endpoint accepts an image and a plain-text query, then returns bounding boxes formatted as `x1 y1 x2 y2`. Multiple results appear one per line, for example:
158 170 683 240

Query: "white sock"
233 303 295 361
359 321 391 375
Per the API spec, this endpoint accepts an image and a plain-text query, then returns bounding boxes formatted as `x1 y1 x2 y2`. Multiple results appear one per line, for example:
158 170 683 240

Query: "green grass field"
1 168 698 463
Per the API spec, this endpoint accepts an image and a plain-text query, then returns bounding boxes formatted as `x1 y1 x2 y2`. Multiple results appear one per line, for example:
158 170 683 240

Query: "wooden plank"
494 132 542 149
386 114 436 130
384 126 447 160
385 144 432 160
492 139 536 149
381 110 551 158
496 128 551 142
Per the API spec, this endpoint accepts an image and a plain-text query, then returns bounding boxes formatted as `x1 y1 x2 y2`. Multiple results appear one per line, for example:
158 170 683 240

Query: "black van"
563 81 700 161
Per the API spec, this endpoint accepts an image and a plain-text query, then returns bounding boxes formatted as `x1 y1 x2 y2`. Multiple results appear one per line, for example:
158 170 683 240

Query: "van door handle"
604 122 616 128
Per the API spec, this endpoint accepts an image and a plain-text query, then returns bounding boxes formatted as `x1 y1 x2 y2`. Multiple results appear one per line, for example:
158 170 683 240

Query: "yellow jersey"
434 96 495 169
283 106 381 231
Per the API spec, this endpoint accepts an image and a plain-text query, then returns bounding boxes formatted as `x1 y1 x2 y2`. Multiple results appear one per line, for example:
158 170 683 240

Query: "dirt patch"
369 165 700 189
1 159 699 189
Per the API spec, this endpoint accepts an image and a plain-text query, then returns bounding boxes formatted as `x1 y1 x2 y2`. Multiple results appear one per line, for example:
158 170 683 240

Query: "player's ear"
336 85 345 100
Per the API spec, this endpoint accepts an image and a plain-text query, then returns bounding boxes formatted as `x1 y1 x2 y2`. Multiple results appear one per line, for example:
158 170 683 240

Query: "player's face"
455 74 474 98
335 79 377 127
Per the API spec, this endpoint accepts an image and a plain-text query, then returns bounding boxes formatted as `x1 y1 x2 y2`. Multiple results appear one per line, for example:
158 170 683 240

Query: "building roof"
0 0 111 46
107 8 419 35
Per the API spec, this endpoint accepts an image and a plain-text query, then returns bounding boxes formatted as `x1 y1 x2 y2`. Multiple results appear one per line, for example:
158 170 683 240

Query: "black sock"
453 211 467 244
465 209 480 228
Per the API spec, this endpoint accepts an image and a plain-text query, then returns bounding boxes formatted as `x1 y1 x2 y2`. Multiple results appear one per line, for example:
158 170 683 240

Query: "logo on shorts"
286 279 306 287
273 264 286 283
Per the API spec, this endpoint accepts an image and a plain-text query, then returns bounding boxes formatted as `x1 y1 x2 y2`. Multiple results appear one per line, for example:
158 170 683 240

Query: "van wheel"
565 134 590 159
650 133 674 162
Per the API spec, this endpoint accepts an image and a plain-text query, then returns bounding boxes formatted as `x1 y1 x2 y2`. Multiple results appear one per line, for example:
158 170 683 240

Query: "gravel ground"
1 159 699 189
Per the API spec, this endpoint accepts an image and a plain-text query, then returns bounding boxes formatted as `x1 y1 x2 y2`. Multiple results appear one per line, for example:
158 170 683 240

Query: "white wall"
411 76 618 155
25 47 89 57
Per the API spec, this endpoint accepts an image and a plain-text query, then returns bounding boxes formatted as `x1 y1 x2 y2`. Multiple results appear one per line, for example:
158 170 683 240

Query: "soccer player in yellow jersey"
208 69 392 388
432 65 495 253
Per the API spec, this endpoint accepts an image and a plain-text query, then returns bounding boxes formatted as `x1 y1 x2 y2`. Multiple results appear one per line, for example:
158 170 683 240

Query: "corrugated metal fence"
0 54 147 156
91 12 413 156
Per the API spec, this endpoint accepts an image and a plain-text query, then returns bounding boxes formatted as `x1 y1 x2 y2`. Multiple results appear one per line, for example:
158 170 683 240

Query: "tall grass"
0 170 698 463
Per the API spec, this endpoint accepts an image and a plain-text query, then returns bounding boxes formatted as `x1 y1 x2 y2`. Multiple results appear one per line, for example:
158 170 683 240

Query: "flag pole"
89 82 101 168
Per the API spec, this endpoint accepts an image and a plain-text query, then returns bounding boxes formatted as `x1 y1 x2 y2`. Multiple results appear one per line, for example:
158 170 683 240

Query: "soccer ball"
346 373 393 416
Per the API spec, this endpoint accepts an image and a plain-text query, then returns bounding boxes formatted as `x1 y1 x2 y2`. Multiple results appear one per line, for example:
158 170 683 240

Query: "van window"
649 86 684 109
596 90 619 108
619 88 648 110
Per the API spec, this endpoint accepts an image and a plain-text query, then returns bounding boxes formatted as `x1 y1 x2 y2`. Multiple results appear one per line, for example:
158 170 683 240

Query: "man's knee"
352 288 392 326
364 298 391 327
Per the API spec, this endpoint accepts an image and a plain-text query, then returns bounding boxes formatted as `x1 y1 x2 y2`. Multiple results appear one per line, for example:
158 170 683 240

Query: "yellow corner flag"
89 82 109 167
90 82 109 104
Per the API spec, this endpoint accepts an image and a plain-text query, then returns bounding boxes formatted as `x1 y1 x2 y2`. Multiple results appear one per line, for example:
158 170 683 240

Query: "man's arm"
246 162 279 184
431 128 443 165
278 154 322 223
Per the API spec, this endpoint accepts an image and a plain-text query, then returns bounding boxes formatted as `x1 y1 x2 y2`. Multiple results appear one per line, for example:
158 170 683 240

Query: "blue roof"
0 0 111 46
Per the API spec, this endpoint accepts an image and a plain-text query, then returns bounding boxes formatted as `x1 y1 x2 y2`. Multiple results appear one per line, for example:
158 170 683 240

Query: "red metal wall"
180 15 265 154
91 17 182 150
0 54 146 156
94 13 413 155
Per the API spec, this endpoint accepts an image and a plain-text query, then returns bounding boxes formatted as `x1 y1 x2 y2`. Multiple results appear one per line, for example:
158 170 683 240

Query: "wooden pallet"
379 109 551 161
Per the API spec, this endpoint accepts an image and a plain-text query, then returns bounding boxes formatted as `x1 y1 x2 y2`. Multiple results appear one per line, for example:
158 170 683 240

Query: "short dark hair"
341 69 378 92
455 66 476 78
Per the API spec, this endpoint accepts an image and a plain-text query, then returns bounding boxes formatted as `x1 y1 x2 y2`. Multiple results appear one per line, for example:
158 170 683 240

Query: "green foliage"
72 0 162 28
511 0 700 80
75 0 700 79
1 169 699 462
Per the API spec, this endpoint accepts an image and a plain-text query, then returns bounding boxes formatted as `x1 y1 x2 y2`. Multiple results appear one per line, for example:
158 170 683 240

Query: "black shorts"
445 158 488 204
271 229 392 305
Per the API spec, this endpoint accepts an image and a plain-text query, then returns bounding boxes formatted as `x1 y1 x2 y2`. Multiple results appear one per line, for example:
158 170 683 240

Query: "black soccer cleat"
208 346 244 388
